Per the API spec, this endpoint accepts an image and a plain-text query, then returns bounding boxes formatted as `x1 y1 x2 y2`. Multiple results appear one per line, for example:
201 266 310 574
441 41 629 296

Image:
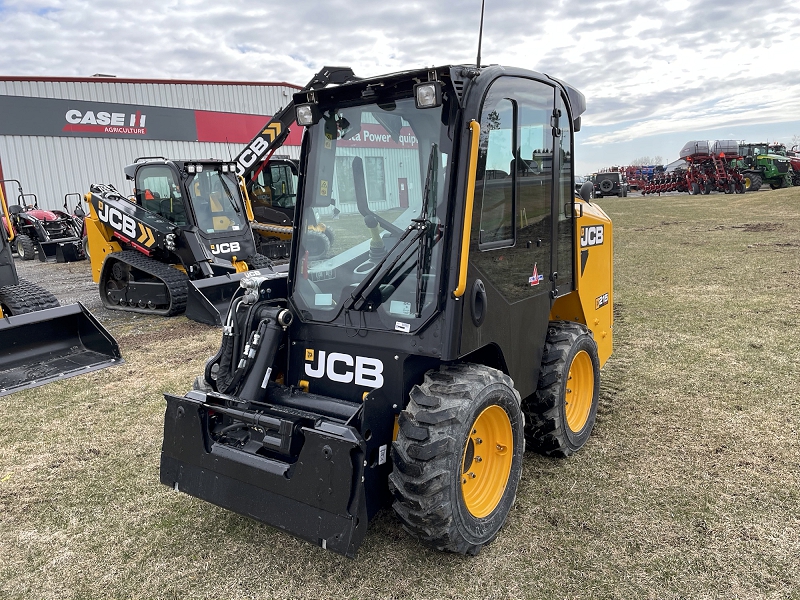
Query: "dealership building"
0 76 302 211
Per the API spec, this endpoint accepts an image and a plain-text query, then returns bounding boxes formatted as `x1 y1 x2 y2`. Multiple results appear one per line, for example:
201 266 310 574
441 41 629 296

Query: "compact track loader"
85 158 274 325
0 183 121 396
161 64 613 557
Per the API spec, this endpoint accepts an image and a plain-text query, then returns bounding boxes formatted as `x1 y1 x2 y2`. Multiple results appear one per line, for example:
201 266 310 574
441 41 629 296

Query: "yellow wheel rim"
461 404 513 518
565 350 594 433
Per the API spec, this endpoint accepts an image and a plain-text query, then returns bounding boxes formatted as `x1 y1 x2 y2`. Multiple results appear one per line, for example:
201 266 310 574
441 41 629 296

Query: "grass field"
2 188 799 599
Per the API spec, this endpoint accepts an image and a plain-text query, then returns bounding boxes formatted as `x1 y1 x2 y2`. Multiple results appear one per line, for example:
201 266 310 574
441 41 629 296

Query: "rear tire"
82 235 90 259
746 175 762 192
16 234 36 260
304 229 331 260
389 364 524 555
524 322 600 458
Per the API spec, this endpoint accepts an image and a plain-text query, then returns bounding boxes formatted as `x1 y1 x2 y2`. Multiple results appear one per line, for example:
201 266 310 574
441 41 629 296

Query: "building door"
398 178 409 208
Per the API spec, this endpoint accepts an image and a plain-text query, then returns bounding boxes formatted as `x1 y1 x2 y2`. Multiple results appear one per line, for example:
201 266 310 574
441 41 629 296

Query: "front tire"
524 322 600 458
389 364 525 555
16 234 36 260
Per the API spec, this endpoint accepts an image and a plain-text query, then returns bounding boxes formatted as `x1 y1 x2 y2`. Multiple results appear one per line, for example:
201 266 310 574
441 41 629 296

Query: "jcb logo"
210 242 241 255
580 225 604 248
304 349 384 389
97 201 137 239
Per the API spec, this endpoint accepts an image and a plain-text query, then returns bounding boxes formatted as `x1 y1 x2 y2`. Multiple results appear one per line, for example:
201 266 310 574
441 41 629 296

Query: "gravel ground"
12 254 149 330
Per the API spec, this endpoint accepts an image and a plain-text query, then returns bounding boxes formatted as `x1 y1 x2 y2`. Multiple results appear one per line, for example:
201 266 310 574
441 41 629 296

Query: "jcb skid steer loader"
86 158 275 325
0 183 121 396
161 65 613 557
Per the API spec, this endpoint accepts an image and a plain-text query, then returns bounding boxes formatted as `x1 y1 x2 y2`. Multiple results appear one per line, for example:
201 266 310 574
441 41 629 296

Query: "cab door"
459 76 574 399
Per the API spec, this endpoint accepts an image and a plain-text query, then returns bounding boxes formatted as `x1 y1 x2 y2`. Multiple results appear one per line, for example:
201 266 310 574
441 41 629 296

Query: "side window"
555 93 574 291
476 99 515 248
470 77 556 303
136 165 187 226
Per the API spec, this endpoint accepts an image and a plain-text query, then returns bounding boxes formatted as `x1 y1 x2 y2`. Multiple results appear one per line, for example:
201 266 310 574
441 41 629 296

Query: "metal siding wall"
320 147 422 217
0 136 299 210
0 80 294 113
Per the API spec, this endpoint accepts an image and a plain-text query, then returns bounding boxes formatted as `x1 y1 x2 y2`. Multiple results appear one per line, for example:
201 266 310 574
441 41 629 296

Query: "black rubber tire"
690 182 700 195
599 179 613 193
15 234 36 261
82 235 90 259
244 253 273 271
389 363 525 555
0 277 60 315
305 229 331 260
523 322 600 458
747 175 762 192
322 226 335 246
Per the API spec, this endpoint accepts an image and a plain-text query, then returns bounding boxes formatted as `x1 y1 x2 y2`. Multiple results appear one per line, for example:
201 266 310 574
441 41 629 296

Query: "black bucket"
185 267 289 326
0 302 122 396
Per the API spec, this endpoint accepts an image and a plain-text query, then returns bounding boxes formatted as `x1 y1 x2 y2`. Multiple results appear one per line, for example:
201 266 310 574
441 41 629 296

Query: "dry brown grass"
2 188 800 599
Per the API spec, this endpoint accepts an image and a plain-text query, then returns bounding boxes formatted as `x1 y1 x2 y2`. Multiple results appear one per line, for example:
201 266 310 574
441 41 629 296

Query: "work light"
414 82 443 109
295 104 317 126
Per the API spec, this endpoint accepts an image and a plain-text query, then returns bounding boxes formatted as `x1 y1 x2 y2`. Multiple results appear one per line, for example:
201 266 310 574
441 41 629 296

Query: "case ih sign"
0 95 302 145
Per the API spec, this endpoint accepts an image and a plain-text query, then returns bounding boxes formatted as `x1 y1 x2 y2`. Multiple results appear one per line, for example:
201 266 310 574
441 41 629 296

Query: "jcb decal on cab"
210 242 241 255
580 225 604 248
97 201 137 239
304 349 384 388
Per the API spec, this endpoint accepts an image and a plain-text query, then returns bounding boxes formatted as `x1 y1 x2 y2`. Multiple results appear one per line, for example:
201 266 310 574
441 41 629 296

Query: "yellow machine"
161 64 613 557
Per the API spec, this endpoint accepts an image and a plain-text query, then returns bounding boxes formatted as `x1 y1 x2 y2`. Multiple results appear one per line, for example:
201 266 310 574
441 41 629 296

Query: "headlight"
196 164 203 173
414 82 443 109
295 104 317 126
186 164 196 173
221 164 229 173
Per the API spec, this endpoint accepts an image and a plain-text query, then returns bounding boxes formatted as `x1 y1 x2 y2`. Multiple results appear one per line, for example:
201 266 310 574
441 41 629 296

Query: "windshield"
186 169 246 233
294 95 452 331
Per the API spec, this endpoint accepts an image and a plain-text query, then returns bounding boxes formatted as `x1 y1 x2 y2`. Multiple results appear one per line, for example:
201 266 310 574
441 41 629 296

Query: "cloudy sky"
1 0 799 174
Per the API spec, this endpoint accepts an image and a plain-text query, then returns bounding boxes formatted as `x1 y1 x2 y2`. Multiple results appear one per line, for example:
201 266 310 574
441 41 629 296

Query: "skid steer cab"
86 158 275 324
161 65 614 557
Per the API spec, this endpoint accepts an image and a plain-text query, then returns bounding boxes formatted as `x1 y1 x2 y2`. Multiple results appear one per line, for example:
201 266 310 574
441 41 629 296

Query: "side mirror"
580 181 594 202
74 205 86 218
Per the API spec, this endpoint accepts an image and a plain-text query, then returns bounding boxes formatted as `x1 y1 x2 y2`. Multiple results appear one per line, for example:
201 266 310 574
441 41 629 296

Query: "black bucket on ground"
0 302 122 396
185 267 289 326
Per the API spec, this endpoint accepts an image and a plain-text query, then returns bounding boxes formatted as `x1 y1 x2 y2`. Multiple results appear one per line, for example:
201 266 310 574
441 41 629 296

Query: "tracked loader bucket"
0 303 122 396
185 267 288 326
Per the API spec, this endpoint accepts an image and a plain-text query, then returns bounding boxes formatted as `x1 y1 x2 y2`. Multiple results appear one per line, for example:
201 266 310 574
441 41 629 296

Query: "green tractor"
736 143 794 191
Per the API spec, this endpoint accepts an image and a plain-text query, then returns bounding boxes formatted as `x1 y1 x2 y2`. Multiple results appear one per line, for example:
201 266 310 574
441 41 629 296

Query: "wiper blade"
414 144 439 318
346 221 427 312
347 143 440 315
219 175 241 213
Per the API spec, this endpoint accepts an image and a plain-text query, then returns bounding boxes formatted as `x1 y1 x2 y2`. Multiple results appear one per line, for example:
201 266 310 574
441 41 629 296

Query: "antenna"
476 0 485 67
226 137 233 161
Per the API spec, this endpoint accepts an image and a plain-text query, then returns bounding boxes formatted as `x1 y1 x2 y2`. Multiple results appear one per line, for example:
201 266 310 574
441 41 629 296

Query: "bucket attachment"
185 268 289 326
0 302 122 396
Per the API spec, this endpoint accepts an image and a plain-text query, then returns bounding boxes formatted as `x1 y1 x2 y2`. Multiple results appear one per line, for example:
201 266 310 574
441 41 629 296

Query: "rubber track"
102 250 189 317
244 253 273 270
0 277 60 315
